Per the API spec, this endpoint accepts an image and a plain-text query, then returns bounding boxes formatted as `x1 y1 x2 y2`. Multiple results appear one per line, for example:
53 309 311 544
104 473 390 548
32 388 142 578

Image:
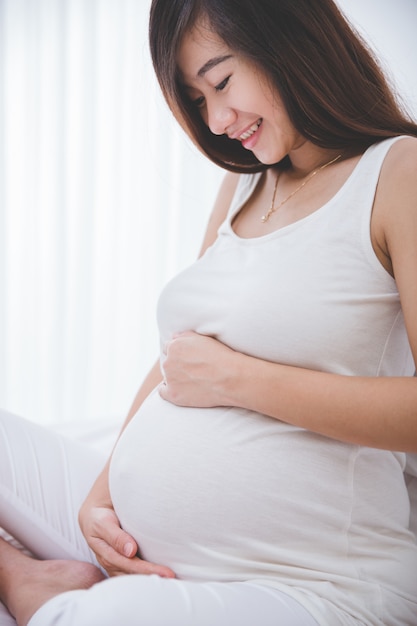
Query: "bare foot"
0 537 105 626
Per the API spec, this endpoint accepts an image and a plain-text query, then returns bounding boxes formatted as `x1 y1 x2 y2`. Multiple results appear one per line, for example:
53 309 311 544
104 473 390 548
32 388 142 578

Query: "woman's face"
177 23 305 165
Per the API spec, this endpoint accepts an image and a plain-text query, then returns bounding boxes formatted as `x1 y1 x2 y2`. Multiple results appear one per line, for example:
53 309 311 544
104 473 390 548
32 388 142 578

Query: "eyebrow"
197 54 233 78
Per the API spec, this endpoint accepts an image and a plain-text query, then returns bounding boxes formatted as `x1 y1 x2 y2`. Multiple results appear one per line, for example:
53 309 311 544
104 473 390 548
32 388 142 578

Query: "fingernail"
123 542 134 557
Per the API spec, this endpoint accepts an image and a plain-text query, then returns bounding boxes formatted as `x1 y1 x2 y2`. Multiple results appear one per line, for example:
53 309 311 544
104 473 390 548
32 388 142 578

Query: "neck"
287 145 345 178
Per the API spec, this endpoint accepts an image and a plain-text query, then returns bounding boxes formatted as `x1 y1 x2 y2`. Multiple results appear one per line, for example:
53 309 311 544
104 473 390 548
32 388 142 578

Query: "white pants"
0 409 318 626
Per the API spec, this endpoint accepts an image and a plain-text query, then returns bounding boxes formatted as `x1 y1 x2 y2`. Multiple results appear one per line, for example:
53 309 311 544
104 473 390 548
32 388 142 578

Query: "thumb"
109 526 138 558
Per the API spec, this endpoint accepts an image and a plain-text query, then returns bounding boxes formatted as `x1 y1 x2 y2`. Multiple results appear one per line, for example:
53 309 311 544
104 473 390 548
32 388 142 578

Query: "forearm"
119 358 163 434
225 352 417 451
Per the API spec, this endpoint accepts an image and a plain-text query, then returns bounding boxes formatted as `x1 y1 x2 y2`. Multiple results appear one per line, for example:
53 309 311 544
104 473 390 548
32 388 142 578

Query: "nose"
206 102 236 136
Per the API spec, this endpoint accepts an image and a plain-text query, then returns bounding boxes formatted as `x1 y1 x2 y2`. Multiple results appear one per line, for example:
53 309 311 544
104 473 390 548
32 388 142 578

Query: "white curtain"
1 0 416 427
0 0 222 425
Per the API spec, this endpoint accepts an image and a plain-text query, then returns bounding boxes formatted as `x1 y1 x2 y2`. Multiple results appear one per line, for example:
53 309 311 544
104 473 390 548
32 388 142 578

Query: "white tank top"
110 137 417 626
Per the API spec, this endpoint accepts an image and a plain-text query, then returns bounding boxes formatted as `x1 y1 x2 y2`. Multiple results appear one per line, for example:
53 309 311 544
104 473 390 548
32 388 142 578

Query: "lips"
238 118 262 141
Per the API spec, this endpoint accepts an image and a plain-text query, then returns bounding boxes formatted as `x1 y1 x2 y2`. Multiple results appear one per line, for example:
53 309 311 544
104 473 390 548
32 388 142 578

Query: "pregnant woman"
1 0 417 624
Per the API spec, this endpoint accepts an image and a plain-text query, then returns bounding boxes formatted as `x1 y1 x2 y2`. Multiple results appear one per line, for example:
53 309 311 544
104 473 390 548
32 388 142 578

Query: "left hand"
159 331 237 407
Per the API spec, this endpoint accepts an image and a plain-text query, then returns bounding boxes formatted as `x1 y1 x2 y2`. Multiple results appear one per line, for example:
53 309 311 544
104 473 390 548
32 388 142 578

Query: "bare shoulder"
373 137 417 268
198 171 240 256
378 136 417 225
379 135 417 186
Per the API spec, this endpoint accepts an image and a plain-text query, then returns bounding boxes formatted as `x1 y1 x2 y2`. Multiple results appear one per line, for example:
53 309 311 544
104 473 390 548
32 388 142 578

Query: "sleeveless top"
109 136 417 626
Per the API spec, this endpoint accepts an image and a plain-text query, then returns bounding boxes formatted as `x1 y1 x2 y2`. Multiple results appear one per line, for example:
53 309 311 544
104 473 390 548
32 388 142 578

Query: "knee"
29 575 147 626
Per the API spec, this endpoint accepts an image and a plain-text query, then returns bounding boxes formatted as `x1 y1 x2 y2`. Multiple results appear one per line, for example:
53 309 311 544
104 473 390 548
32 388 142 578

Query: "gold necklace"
261 153 342 223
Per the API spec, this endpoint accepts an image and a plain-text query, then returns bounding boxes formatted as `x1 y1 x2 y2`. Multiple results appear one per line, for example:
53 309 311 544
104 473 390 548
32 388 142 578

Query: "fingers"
99 511 138 557
162 331 197 356
83 507 175 578
92 537 175 578
106 552 176 578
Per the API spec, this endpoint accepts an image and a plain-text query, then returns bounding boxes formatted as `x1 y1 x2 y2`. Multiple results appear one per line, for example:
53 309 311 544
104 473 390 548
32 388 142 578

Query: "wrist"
219 349 251 408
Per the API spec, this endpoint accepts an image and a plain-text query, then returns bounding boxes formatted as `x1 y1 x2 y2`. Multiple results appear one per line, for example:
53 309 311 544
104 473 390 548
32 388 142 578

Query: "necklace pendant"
261 212 270 223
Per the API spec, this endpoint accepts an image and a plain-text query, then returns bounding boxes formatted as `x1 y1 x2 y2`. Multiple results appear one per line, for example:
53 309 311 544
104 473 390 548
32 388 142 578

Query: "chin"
255 153 282 166
252 146 285 165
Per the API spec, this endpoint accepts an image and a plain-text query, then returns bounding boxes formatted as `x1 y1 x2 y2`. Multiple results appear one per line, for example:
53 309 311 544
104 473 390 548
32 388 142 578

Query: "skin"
0 537 105 626
1 19 417 626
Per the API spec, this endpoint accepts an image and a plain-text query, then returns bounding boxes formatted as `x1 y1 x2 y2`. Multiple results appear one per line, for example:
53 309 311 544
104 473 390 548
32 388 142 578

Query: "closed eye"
193 95 206 109
215 75 231 92
190 75 231 109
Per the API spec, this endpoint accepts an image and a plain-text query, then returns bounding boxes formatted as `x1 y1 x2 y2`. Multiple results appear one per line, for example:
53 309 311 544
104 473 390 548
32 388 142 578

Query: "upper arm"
197 171 240 257
377 137 417 368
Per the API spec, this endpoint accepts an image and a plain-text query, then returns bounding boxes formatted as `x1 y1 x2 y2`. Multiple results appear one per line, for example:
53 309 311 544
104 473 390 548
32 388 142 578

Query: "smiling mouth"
239 118 262 141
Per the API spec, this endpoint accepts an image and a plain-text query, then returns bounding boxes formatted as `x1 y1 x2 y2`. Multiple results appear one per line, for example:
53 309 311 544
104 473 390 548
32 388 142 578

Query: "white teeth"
239 119 262 141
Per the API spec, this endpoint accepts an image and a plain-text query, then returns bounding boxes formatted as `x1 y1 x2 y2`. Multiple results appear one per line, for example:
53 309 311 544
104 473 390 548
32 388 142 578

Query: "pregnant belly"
109 390 354 581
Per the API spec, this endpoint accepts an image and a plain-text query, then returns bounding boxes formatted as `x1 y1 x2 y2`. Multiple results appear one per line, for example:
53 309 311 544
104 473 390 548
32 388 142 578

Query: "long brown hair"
149 0 417 173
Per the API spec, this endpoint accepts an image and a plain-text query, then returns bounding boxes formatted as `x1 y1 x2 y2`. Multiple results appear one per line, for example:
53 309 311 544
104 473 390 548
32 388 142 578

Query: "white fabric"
109 137 417 626
0 416 119 626
0 409 317 626
0 412 106 564
28 577 315 626
0 411 107 626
